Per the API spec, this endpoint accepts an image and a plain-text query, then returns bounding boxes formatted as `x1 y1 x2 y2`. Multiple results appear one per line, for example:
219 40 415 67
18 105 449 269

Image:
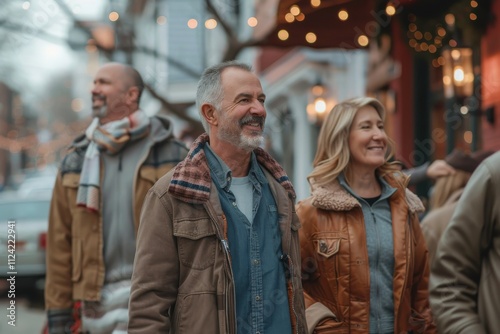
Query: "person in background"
45 62 188 333
430 151 500 334
421 149 493 266
297 97 436 333
405 159 456 186
128 60 307 333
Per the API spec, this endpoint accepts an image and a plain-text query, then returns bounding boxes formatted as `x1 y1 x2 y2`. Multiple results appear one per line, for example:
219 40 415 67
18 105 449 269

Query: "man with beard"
45 62 188 333
128 61 307 334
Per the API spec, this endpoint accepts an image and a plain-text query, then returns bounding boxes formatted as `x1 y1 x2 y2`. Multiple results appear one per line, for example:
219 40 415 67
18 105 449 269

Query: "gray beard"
92 105 108 119
217 129 263 152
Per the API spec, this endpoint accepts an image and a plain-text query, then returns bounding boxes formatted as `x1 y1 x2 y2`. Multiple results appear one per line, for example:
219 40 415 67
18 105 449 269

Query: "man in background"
45 62 187 333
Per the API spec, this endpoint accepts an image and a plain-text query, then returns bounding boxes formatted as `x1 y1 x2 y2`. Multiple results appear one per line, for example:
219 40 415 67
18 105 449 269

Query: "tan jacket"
297 175 436 334
128 134 307 333
430 152 500 334
45 117 188 311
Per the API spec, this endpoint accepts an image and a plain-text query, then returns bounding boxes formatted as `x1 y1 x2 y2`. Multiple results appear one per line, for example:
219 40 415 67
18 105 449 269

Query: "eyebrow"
234 92 266 101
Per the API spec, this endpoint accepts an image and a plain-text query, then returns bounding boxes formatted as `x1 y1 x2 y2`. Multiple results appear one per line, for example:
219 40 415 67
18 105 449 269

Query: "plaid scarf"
168 133 296 203
76 110 151 212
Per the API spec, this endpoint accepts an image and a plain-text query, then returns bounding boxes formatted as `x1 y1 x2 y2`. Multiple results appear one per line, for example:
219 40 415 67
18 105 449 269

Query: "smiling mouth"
240 116 265 129
92 95 106 107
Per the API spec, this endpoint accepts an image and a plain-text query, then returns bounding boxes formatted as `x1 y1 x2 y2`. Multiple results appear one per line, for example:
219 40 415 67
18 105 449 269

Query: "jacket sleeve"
296 201 339 334
430 161 497 334
409 211 437 334
405 161 430 187
128 188 179 333
45 172 74 328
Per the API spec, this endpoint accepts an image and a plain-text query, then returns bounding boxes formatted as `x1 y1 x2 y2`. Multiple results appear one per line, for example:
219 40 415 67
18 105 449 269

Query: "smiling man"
128 61 307 334
45 62 188 334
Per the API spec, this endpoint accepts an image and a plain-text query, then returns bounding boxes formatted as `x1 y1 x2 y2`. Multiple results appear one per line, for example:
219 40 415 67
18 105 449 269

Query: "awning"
258 0 379 49
257 0 471 49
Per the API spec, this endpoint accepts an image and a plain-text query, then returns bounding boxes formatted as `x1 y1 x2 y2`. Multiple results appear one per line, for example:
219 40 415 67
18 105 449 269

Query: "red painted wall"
390 22 415 166
481 0 500 150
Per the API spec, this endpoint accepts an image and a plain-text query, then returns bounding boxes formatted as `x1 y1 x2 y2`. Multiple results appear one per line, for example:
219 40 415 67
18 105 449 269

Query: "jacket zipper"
284 195 300 334
396 215 412 328
206 205 236 334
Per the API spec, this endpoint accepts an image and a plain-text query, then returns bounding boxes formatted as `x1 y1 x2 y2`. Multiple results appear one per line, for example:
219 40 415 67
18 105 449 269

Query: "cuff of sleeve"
306 302 338 334
47 308 74 334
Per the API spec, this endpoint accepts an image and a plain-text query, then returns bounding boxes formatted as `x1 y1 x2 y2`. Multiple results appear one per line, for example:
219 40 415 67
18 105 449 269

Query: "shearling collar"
310 175 425 213
168 133 296 204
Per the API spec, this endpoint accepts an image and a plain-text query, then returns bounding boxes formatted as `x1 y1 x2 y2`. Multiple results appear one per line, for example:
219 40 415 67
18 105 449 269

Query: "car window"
0 200 50 221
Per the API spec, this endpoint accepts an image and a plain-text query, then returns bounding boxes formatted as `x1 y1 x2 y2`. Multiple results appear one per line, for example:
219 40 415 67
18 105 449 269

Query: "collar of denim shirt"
204 143 268 192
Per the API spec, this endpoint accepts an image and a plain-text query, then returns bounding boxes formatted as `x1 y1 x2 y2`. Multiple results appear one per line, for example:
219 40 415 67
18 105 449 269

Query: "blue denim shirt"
205 144 292 334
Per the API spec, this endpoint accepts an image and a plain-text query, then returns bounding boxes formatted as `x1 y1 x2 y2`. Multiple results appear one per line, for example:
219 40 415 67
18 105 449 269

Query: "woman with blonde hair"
421 149 494 266
297 97 436 333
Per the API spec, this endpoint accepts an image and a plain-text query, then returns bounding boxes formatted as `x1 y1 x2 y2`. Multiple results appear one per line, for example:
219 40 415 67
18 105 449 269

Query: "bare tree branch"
204 0 278 61
205 0 237 43
145 83 204 135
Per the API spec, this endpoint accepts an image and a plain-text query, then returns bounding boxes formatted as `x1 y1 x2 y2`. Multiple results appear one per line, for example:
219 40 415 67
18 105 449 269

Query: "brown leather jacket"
296 175 436 334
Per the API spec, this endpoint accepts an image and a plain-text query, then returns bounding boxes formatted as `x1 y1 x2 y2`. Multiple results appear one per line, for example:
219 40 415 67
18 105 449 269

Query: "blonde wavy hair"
429 170 471 210
307 97 403 188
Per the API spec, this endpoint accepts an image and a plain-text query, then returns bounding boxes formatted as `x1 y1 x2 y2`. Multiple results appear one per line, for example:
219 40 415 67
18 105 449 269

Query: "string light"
338 10 348 21
290 5 301 16
311 0 321 7
386 3 396 16
108 11 119 22
247 17 258 27
205 19 217 29
278 29 289 41
305 32 317 43
357 35 369 47
157 16 167 25
187 19 198 29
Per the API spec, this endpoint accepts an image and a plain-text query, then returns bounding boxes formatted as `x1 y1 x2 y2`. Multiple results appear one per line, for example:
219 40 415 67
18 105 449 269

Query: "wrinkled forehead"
220 67 262 94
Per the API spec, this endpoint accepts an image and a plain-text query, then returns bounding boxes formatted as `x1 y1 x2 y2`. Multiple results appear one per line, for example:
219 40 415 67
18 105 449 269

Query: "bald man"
45 63 188 333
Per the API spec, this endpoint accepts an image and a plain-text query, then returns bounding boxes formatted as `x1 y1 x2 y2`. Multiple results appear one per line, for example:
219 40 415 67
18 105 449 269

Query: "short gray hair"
196 61 253 133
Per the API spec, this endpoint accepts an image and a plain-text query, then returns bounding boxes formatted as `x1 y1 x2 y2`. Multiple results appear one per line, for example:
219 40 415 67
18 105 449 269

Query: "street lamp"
442 47 474 100
442 46 494 152
306 81 336 126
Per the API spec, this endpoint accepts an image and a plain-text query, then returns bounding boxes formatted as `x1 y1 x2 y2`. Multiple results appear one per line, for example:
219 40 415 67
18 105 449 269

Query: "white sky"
0 0 106 104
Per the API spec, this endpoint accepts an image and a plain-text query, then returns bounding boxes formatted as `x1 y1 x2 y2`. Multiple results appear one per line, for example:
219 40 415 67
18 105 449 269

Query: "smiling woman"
296 97 437 334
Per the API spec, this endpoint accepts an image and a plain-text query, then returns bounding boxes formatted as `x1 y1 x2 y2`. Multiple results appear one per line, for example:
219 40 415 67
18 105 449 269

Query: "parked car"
0 191 51 303
17 174 56 197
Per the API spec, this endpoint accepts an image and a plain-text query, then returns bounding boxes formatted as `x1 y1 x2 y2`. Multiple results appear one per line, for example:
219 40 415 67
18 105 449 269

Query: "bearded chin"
240 133 264 152
92 105 108 119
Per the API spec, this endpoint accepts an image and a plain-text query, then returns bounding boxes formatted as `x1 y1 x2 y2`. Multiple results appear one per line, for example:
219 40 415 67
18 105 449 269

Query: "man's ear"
201 104 218 126
127 86 140 104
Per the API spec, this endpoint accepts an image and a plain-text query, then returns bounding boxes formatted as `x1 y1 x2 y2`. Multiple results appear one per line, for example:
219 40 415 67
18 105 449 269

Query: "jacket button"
319 241 328 253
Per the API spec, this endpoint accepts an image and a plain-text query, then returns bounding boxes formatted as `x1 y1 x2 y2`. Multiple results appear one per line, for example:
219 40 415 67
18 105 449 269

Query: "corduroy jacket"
296 174 436 334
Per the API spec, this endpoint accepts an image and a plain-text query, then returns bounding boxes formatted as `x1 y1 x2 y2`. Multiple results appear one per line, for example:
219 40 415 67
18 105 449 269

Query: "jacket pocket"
314 237 341 258
173 293 218 334
62 173 80 206
173 218 217 270
71 238 82 282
